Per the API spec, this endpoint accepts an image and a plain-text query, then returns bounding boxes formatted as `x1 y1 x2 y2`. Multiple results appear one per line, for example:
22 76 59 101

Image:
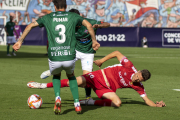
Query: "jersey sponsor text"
51 50 72 56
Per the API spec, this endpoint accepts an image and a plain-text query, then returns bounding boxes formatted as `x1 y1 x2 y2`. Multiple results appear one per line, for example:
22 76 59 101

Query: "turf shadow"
122 100 146 106
61 105 103 115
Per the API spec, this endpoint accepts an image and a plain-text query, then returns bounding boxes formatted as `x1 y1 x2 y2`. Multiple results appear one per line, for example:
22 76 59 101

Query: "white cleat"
27 81 47 89
40 70 51 79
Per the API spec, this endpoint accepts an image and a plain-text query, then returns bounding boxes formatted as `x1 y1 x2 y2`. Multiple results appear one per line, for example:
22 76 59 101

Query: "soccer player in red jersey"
28 51 166 107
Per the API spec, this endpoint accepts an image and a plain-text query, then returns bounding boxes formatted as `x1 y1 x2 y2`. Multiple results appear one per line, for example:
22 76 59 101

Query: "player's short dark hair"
69 9 80 15
53 0 66 9
141 69 151 81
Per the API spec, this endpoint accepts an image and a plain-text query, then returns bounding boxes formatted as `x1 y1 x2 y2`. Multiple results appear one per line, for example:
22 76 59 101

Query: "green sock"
7 45 10 54
85 88 92 97
68 76 79 102
12 49 14 53
52 75 61 97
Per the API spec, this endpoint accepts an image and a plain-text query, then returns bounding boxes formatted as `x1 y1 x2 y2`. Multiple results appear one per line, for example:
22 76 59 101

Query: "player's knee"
112 99 122 107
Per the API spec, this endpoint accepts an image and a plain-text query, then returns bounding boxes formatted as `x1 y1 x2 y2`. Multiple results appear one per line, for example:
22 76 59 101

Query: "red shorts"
82 70 114 99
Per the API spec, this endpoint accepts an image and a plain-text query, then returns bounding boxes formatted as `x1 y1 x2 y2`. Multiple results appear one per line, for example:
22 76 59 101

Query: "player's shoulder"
132 82 144 88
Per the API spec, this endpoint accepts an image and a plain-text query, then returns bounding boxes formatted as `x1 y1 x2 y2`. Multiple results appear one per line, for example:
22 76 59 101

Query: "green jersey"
75 18 101 53
5 21 15 36
36 11 84 61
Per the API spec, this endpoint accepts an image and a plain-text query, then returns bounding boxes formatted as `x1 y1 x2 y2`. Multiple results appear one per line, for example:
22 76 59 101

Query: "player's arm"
82 19 100 51
94 51 124 68
93 22 110 28
142 96 166 107
12 21 39 51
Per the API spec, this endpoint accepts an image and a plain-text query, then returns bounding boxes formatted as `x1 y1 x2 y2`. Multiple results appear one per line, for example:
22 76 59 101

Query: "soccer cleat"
75 105 82 114
54 99 61 115
7 54 11 56
27 81 47 89
12 52 16 56
86 97 93 100
40 70 51 79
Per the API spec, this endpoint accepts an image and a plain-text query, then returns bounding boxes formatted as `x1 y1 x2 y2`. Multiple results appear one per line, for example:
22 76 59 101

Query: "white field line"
131 57 180 59
173 89 180 91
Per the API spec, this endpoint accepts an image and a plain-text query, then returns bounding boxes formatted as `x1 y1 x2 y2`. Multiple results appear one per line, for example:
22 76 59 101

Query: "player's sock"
47 82 53 88
61 79 69 87
47 79 69 88
7 45 10 54
12 48 14 53
52 75 61 97
94 99 112 106
68 76 79 102
85 88 91 98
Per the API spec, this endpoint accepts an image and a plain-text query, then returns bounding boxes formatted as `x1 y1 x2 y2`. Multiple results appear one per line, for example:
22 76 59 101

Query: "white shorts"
7 36 16 44
48 59 76 75
75 50 94 72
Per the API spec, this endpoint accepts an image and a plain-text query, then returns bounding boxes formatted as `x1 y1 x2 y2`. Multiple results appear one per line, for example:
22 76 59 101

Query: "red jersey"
103 57 146 97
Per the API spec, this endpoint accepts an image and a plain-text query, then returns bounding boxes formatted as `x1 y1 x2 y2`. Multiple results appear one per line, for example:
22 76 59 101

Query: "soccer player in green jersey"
5 16 17 56
40 8 110 99
13 0 100 115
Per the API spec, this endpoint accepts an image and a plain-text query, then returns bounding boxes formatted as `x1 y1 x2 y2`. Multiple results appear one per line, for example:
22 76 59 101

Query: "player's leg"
27 75 87 89
6 36 11 56
83 70 92 99
80 91 121 107
49 59 63 115
7 44 11 56
63 59 82 113
52 74 61 115
12 36 16 56
101 92 122 107
79 50 94 99
79 70 122 107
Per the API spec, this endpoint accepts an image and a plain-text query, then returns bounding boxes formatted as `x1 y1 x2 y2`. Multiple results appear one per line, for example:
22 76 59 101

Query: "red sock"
46 79 68 88
61 79 69 87
94 99 112 106
47 82 53 88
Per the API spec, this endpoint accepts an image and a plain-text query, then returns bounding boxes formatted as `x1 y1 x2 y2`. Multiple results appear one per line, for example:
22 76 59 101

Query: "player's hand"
156 101 166 107
12 41 22 52
92 41 100 51
92 24 100 28
94 59 102 68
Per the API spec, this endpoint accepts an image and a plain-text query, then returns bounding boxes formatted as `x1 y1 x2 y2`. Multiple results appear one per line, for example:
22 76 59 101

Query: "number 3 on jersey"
55 24 66 44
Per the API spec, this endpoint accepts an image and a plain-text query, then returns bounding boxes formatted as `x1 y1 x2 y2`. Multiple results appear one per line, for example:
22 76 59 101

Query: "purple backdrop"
1 25 179 48
96 27 139 47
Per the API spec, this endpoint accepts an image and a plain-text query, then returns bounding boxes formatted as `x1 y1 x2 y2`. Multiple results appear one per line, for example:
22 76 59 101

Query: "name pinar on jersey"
53 18 68 22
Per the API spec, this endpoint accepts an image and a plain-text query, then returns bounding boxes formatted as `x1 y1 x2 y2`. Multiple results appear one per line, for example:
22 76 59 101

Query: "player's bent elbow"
114 51 121 54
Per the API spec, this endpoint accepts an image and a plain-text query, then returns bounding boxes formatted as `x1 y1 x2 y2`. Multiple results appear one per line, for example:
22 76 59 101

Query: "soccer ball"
27 94 43 109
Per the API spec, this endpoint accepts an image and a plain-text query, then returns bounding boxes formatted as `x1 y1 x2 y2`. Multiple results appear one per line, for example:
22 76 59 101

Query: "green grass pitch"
0 45 180 120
